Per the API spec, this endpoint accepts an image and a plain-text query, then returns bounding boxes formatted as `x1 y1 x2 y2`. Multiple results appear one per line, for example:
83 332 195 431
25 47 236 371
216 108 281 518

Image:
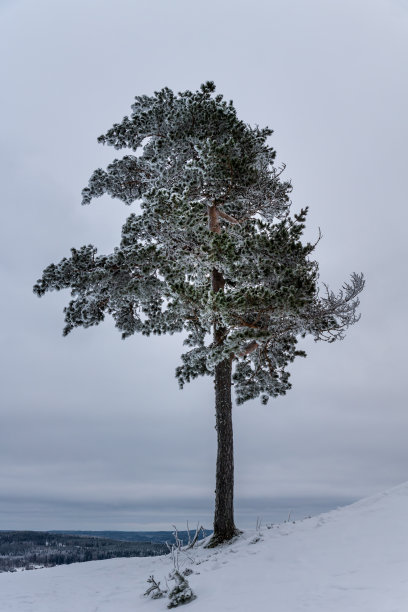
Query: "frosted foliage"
34 82 364 404
167 570 195 608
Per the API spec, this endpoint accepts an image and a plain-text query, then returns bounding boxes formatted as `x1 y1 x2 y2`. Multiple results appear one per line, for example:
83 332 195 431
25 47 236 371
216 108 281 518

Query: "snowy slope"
2 482 408 612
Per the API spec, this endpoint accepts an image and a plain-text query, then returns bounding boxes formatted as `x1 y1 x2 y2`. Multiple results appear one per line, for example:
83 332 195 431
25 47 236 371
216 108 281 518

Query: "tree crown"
34 82 364 404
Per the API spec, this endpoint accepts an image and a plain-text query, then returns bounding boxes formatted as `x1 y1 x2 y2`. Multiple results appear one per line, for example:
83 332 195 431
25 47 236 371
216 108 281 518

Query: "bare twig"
186 523 205 549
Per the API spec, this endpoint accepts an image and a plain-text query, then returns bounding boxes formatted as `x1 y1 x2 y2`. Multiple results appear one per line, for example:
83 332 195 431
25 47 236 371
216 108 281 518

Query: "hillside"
2 482 408 611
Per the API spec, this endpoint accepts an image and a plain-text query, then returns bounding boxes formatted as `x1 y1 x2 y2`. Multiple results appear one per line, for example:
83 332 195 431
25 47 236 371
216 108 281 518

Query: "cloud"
0 0 407 530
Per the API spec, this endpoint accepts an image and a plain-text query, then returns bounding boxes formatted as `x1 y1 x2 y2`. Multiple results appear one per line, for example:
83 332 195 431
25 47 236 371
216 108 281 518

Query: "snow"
2 482 408 611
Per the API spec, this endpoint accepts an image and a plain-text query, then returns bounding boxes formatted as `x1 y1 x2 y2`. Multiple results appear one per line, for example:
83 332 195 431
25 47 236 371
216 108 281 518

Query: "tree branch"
218 209 241 224
238 340 259 357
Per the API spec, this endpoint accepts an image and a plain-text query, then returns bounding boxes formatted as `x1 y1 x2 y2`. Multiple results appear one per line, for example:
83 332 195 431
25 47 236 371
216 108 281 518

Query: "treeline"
51 529 209 544
0 531 167 572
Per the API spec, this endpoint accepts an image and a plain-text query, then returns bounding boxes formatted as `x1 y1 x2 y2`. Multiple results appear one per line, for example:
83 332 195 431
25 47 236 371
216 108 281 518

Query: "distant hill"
49 529 211 544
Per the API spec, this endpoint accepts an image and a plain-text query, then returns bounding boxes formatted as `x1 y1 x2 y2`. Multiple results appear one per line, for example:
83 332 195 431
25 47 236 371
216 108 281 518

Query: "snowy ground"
2 482 408 611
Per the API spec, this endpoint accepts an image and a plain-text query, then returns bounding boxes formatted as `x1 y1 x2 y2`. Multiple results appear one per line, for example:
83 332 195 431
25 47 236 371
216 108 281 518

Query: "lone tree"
34 82 364 546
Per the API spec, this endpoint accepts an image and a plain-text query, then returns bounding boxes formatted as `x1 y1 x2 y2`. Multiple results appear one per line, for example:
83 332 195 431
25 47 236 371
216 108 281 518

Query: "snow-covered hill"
2 482 408 611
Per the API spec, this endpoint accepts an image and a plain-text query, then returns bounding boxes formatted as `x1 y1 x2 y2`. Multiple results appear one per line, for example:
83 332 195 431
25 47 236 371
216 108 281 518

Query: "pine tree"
33 82 364 545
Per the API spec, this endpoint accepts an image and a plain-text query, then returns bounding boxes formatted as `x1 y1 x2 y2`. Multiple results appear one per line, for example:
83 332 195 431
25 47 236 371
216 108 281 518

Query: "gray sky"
1 0 407 530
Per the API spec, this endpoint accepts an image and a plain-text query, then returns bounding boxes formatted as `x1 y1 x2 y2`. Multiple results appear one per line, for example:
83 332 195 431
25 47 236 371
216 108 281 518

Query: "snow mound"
2 482 408 611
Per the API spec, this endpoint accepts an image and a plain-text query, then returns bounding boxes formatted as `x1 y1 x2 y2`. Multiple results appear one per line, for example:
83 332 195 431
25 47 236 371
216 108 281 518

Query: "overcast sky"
1 0 407 531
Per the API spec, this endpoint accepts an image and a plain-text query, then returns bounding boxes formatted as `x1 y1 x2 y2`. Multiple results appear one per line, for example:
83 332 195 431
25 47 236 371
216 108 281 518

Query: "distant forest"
50 529 209 544
0 531 168 572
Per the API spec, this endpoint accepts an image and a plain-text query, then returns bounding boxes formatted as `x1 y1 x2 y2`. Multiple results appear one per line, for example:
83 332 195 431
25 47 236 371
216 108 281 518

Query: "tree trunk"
206 204 238 546
212 353 238 544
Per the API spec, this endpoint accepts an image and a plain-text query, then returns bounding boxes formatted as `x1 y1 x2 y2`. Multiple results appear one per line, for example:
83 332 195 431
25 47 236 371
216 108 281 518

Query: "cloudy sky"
1 0 407 531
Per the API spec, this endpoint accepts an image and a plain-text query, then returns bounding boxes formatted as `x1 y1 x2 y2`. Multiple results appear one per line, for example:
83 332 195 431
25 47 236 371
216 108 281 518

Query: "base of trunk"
205 527 242 548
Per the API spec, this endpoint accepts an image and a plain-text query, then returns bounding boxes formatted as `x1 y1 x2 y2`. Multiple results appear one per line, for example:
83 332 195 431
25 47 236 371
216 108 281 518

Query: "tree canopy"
34 82 363 406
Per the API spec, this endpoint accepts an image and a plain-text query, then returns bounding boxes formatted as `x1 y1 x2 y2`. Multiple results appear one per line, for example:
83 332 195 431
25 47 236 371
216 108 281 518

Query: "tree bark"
207 202 238 545
211 351 238 544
